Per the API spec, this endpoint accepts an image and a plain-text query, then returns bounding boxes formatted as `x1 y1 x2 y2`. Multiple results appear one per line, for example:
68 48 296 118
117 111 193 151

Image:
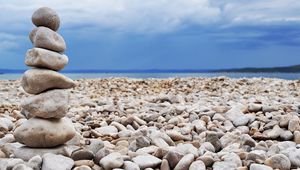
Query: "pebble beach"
0 77 300 170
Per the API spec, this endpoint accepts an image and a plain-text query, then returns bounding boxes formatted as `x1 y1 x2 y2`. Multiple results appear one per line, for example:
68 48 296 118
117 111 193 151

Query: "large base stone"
13 117 76 148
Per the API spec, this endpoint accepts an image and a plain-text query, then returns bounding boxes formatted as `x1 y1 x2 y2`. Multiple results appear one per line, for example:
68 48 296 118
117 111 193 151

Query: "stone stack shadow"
13 7 76 148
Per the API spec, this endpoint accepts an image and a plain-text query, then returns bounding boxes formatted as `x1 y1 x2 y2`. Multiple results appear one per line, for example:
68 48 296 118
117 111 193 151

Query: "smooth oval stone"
26 48 68 71
13 117 76 148
30 27 66 52
21 89 69 119
71 149 94 161
42 153 74 170
32 7 60 31
21 68 75 94
100 152 124 170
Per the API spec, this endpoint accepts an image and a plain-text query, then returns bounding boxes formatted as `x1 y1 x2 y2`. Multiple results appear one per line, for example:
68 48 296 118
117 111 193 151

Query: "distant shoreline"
1 72 299 81
1 64 299 74
214 64 300 73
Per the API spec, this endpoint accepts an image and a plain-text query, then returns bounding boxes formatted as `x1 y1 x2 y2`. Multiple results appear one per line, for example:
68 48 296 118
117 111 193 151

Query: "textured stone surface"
123 161 140 170
95 126 118 136
12 145 66 161
132 154 162 169
264 154 291 170
21 89 69 119
164 151 183 169
0 158 24 170
99 152 124 170
22 68 75 94
0 134 15 147
25 48 68 71
27 155 43 170
32 7 60 31
42 153 74 170
13 117 76 147
71 149 94 161
160 159 170 170
0 118 14 132
250 163 273 170
11 164 33 170
174 153 194 170
189 160 206 170
30 27 66 52
0 77 300 170
213 161 237 170
281 147 300 167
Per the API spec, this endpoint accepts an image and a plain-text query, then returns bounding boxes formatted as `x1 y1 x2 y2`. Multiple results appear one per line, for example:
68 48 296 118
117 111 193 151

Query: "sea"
0 73 300 80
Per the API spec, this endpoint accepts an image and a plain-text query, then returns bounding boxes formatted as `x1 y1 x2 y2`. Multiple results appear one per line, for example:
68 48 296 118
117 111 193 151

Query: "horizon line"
0 64 299 73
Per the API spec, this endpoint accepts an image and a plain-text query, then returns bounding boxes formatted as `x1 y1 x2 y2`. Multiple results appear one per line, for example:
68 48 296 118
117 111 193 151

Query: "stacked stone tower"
13 7 76 148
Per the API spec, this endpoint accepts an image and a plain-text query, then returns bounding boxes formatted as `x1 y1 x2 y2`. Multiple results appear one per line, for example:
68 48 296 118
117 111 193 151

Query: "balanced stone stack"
13 7 76 148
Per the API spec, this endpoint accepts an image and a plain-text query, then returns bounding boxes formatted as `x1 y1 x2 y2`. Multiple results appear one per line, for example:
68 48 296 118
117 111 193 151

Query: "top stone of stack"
32 7 60 31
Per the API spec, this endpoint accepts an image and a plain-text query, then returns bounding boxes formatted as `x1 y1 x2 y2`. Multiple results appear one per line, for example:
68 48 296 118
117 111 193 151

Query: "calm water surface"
0 73 299 80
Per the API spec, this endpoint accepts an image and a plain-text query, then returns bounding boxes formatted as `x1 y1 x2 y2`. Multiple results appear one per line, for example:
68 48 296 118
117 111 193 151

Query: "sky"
0 0 299 70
